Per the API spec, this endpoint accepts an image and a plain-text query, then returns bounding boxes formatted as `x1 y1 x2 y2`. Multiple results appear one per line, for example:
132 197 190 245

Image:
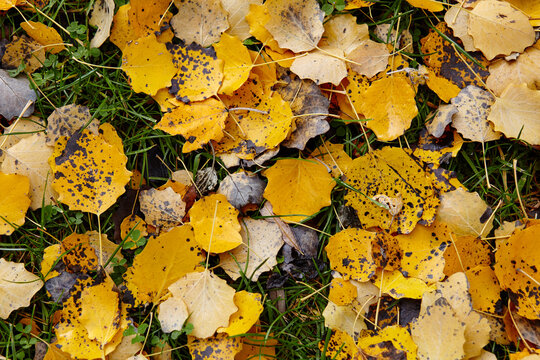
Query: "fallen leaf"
52 129 131 215
444 6 476 52
507 0 540 26
371 269 435 299
88 0 115 48
347 40 390 78
168 42 224 103
264 0 324 52
61 233 99 273
127 0 171 38
218 291 263 336
217 171 265 209
86 230 124 274
155 98 227 152
328 278 357 306
487 83 540 145
322 301 367 340
170 0 229 47
319 329 358 359
0 172 30 235
290 47 347 85
2 35 46 74
0 118 44 163
109 4 137 50
221 0 262 40
443 235 491 276
236 332 277 360
0 258 43 319
425 68 462 103
158 296 188 333
121 34 177 96
357 325 417 360
325 228 377 281
219 217 284 281
360 74 418 141
468 0 535 60
124 225 204 306
0 0 24 10
169 270 238 338
139 186 186 230
213 33 252 95
45 104 98 146
436 187 494 237
120 215 147 248
323 14 369 56
1 133 55 209
495 223 540 319
20 20 65 54
466 265 502 314
344 147 438 234
406 0 443 11
187 333 242 359
0 69 37 120
263 158 335 223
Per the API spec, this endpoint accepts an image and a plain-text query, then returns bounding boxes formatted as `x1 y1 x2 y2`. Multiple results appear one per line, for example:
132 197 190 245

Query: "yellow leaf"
189 194 242 253
444 6 477 52
372 269 435 299
40 244 61 281
1 133 55 210
124 225 204 306
263 158 335 223
495 223 540 319
310 142 353 178
0 172 30 235
21 21 65 54
79 280 121 347
264 0 324 52
109 4 136 50
214 34 252 95
169 270 238 338
290 47 347 86
323 14 369 56
219 218 284 281
425 68 461 103
405 0 443 11
328 278 357 306
98 122 124 153
127 0 171 38
88 0 114 48
46 104 99 146
322 300 367 339
507 0 540 26
487 83 540 145
43 342 73 360
221 0 263 41
0 258 43 319
168 42 224 103
436 187 494 237
347 40 390 78
246 4 282 53
468 0 535 60
120 215 147 249
51 129 131 215
0 0 24 10
158 296 189 333
2 35 45 74
218 291 263 336
319 330 358 359
466 265 502 314
325 228 376 281
154 98 227 152
360 74 418 141
0 117 45 163
357 325 417 360
170 0 229 47
443 235 491 276
396 222 451 283
188 333 242 359
344 0 373 9
86 230 124 274
121 34 177 96
61 233 99 273
344 147 438 234
139 187 186 230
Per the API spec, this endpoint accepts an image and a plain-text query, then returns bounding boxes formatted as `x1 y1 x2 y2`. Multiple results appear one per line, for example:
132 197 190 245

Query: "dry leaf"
0 70 37 120
158 297 188 333
169 270 238 338
187 333 242 359
443 235 491 276
221 0 262 40
124 225 204 306
0 258 43 319
347 40 390 78
264 0 324 52
357 325 417 360
217 171 265 209
468 0 535 60
444 6 476 52
263 158 335 223
139 187 186 230
220 218 284 281
322 301 367 340
487 83 540 145
323 14 369 56
290 47 347 85
20 21 64 54
0 172 30 235
45 104 98 146
2 35 46 74
88 0 115 48
507 0 540 26
406 0 443 11
436 187 494 237
170 0 229 47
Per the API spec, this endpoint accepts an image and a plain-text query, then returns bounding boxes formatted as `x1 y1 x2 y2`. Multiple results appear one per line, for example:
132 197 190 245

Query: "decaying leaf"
170 0 229 47
444 6 476 52
188 333 242 359
290 47 347 85
52 129 131 215
436 187 493 237
371 269 434 299
0 258 43 319
189 194 242 253
124 225 204 306
0 69 37 120
357 325 417 360
344 147 438 234
487 83 540 145
263 158 335 223
466 266 502 314
347 40 390 78
217 171 265 209
140 187 186 230
2 35 46 74
220 217 284 281
88 0 115 48
46 104 98 146
443 235 491 276
158 297 189 333
169 270 238 338
495 223 540 319
0 172 30 235
468 0 535 60
264 0 324 52
221 0 262 40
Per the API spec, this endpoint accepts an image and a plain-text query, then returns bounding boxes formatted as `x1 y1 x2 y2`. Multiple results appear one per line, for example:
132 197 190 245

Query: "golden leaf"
21 21 65 54
109 4 137 50
405 0 443 11
188 333 242 359
170 0 229 47
310 142 353 178
319 330 358 359
371 269 435 299
51 129 131 215
46 104 98 146
40 244 61 281
213 33 252 95
0 117 45 163
61 233 99 273
507 0 540 26
127 0 171 38
0 258 43 319
139 187 186 230
325 228 377 281
189 193 242 253
2 35 45 74
344 147 438 234
124 225 204 306
466 265 502 314
221 0 262 41
155 98 227 152
0 0 24 10
263 158 335 223
444 6 476 52
487 83 540 145
322 301 367 340
468 0 535 60
360 74 418 141
328 278 357 306
323 14 369 56
264 0 324 52
357 325 417 360
121 34 177 96
0 172 30 235
443 235 491 276
169 270 238 338
218 291 263 336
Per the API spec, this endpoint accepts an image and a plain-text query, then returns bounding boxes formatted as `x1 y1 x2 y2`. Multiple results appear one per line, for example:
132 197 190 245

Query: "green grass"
0 0 538 359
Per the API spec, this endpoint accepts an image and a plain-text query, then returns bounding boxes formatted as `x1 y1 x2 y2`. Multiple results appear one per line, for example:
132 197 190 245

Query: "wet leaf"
0 258 43 319
0 172 30 235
